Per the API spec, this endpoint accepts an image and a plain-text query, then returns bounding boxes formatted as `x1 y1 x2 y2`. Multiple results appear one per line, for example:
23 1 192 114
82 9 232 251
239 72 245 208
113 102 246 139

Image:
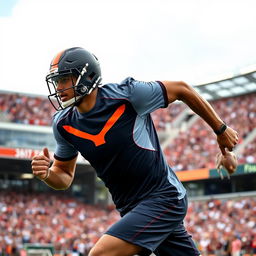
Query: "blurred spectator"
231 236 242 256
252 235 256 254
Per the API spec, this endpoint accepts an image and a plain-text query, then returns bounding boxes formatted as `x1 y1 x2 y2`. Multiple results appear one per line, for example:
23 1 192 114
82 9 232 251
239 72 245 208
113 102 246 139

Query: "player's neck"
76 88 98 113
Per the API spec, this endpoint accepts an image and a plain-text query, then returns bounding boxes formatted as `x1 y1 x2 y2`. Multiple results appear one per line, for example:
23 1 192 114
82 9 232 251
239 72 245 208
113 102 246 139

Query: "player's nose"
56 82 63 91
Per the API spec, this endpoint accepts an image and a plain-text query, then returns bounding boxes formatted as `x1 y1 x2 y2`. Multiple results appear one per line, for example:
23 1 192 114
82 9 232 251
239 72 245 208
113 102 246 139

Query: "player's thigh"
88 234 143 256
105 196 188 255
154 222 200 256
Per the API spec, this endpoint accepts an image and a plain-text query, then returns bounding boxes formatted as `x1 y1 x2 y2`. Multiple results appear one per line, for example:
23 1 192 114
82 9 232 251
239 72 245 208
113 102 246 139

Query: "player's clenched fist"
216 150 238 179
31 148 51 181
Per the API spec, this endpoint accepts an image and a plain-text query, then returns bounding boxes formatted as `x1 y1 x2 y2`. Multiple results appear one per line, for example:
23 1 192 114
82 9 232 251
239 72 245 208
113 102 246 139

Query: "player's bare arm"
31 147 77 190
162 81 239 155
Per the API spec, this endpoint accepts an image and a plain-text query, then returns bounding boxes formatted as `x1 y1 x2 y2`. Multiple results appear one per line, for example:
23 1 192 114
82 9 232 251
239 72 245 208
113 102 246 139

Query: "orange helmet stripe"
50 50 65 72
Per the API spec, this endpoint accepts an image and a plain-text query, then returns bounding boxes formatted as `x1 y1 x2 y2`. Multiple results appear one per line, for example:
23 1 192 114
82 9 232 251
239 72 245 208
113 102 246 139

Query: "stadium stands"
0 191 119 256
150 102 186 131
0 93 55 126
239 136 256 164
0 191 255 256
0 77 255 256
186 196 256 256
0 91 186 129
0 90 255 172
163 93 256 171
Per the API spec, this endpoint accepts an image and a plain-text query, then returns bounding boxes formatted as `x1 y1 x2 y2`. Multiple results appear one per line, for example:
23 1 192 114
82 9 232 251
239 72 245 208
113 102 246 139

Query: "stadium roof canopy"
194 71 256 101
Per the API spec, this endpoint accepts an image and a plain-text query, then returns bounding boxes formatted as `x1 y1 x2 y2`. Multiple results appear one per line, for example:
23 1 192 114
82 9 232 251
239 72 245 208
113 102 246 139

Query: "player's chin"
60 96 69 102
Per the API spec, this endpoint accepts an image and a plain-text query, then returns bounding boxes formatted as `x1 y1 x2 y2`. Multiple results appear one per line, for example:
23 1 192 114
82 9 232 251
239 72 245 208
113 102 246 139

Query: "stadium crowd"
0 191 119 256
164 93 256 171
150 102 186 131
186 197 256 256
240 137 256 164
0 191 255 256
0 91 185 129
0 92 255 171
0 93 55 126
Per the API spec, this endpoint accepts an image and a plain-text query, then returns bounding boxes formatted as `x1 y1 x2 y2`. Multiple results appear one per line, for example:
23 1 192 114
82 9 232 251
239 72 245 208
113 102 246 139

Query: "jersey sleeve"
52 116 78 161
119 77 168 116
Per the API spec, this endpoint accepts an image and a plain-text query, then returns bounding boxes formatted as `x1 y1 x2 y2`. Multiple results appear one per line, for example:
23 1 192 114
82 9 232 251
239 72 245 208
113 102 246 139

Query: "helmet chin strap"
60 95 82 109
60 66 101 110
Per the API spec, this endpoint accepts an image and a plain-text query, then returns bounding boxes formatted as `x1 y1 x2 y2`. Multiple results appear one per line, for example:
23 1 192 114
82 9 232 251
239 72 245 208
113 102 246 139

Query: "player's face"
55 75 77 102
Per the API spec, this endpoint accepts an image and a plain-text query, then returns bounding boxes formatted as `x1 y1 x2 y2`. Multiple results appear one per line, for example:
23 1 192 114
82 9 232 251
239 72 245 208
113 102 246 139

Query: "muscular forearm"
32 150 77 190
43 166 74 190
163 81 238 154
178 83 223 131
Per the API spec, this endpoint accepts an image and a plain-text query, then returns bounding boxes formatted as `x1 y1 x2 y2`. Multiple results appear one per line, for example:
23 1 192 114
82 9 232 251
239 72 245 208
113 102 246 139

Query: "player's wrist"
41 168 51 181
214 122 227 135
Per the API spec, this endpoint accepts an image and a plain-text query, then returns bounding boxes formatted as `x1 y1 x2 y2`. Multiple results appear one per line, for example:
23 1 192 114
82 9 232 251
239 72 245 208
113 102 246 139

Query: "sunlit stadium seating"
0 91 255 171
162 93 256 171
0 191 255 255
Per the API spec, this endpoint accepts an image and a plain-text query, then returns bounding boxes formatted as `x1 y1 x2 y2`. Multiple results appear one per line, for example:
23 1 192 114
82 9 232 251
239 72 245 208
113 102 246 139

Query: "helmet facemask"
46 65 101 111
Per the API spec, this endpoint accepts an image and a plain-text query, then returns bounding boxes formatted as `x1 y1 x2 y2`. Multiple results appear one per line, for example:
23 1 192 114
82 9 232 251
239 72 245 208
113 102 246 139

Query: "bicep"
161 80 191 104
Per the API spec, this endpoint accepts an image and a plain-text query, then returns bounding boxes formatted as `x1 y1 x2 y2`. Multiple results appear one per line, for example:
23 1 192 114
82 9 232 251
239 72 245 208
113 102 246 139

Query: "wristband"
214 123 227 135
41 168 51 181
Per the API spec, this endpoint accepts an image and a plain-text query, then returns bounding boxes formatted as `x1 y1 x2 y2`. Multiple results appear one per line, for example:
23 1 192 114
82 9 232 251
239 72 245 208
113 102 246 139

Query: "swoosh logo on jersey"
62 104 126 146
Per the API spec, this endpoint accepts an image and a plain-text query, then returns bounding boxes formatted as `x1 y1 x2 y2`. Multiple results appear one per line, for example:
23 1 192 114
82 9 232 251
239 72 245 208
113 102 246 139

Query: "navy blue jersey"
52 77 186 214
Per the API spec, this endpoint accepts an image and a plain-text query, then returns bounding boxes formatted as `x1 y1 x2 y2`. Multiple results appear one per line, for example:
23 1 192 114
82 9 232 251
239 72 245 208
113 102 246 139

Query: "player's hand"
216 150 238 179
217 126 238 155
31 148 51 180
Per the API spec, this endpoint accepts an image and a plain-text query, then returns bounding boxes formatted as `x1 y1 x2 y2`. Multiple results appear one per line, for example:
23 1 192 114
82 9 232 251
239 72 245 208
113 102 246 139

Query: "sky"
0 0 256 96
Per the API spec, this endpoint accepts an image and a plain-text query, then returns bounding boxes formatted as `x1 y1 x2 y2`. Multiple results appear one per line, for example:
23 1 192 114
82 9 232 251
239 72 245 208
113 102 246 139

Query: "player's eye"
56 76 70 84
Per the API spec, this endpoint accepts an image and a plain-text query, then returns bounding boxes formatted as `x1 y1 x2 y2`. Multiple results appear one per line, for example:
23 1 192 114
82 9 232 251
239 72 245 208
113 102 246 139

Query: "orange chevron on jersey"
62 104 126 146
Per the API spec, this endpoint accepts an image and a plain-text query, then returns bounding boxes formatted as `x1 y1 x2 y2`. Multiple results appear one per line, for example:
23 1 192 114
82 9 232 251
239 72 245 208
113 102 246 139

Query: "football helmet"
46 47 102 110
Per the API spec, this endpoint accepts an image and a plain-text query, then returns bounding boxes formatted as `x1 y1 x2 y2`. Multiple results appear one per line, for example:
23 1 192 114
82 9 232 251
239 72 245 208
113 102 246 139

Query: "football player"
32 47 238 256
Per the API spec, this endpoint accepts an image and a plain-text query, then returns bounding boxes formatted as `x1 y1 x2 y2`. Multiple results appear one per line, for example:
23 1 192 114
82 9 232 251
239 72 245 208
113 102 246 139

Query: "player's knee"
88 244 136 256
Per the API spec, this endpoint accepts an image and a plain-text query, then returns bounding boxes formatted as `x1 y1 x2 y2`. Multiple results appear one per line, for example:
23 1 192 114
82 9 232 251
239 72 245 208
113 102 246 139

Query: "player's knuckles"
32 170 39 176
34 165 48 170
33 155 49 161
38 160 49 166
33 169 46 173
31 159 40 165
32 167 48 174
32 154 42 159
32 159 49 166
32 154 44 159
38 155 49 161
33 171 46 177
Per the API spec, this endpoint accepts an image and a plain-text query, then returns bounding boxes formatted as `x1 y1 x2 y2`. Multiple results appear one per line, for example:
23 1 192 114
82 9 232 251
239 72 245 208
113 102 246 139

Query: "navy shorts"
106 195 200 256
